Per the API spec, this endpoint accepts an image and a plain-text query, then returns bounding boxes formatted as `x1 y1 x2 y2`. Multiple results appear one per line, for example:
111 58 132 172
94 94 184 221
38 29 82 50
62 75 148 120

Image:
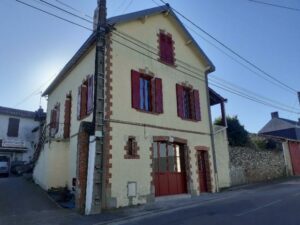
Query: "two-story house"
33 5 230 214
0 106 45 166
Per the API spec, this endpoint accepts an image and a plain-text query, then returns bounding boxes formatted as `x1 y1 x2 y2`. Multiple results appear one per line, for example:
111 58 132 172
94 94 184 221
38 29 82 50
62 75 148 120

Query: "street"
115 179 300 225
1 177 300 225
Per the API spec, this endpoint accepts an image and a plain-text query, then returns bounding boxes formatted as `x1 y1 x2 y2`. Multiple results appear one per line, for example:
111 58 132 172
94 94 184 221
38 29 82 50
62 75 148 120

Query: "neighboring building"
33 5 230 213
0 106 45 165
259 111 300 176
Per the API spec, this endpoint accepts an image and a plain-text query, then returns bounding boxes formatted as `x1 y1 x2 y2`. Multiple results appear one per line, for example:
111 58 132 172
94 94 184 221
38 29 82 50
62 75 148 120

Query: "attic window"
158 31 175 65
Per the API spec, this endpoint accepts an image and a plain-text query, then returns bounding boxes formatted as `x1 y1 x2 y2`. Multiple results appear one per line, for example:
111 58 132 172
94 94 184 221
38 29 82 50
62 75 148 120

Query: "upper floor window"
77 75 94 120
50 103 60 137
131 70 163 114
7 118 20 137
176 84 201 121
159 31 175 65
64 93 72 139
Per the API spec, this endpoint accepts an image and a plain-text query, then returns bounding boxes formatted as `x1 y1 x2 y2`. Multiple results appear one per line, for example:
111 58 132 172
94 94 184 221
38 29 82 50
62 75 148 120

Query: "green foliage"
214 115 249 147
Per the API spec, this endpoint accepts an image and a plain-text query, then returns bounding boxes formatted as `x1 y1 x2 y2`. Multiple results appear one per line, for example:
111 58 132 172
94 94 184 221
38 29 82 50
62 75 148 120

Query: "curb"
92 193 241 225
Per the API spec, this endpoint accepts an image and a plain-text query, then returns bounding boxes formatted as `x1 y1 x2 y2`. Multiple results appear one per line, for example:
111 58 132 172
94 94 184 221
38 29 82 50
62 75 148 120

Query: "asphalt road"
117 179 300 225
1 177 300 225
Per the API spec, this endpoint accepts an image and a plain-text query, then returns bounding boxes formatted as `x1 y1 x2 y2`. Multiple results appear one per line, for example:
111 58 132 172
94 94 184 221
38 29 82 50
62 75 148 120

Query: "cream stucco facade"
33 6 230 211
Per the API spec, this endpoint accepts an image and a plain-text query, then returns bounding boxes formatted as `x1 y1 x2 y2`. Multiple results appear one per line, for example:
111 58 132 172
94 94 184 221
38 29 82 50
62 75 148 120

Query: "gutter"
204 66 219 192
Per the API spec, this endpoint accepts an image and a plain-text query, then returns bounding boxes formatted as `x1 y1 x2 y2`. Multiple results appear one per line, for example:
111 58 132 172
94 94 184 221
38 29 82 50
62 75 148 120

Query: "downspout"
204 66 220 193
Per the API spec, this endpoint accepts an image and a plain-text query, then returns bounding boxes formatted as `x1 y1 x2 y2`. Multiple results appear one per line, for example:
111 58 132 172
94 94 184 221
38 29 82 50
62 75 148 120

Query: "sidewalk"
76 190 244 225
78 176 300 225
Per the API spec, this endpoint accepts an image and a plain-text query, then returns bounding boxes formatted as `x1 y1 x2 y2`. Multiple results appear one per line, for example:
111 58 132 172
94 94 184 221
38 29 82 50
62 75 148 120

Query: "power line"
15 0 92 31
14 0 300 114
248 0 300 12
38 0 92 24
155 0 298 93
14 73 57 107
181 21 296 94
110 36 299 114
112 30 299 113
55 0 93 18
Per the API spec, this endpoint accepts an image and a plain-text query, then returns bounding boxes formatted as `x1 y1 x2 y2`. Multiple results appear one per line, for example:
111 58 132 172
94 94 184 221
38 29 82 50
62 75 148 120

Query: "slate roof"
0 106 36 119
43 5 215 96
259 115 300 141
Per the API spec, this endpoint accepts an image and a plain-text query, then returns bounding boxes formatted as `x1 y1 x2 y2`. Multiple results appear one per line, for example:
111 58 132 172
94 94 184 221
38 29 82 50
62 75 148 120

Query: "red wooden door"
197 151 209 193
288 142 300 176
154 142 187 196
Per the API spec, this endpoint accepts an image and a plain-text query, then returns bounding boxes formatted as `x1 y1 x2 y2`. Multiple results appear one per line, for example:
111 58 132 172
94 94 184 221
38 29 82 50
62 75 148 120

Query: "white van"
0 161 9 177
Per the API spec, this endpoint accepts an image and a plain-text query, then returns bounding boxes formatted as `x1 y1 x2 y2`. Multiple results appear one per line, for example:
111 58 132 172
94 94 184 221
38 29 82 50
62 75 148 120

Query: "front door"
288 142 300 176
197 150 210 193
153 142 187 196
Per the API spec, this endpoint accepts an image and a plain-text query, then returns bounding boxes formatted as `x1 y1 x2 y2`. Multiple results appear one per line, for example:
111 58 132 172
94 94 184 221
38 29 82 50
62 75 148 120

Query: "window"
7 118 20 137
124 136 140 159
176 84 201 121
159 31 175 65
131 70 163 114
77 75 94 120
50 103 60 137
64 93 72 139
139 77 151 111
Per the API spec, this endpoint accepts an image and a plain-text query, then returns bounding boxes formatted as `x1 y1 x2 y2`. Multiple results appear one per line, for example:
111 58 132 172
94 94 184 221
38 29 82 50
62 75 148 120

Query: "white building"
0 106 44 164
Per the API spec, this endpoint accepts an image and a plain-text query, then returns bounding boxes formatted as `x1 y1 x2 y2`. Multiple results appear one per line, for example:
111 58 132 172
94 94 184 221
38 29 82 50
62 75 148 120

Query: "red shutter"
189 90 195 120
87 75 94 114
155 78 163 113
50 110 55 128
166 36 174 64
64 97 71 139
55 104 60 133
81 85 88 118
193 90 201 121
77 86 81 120
131 70 140 109
176 84 184 118
159 33 166 61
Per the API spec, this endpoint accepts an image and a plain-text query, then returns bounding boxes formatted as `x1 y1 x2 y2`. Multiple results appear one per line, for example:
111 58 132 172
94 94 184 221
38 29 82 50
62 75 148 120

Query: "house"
0 106 45 166
33 5 230 213
259 111 300 176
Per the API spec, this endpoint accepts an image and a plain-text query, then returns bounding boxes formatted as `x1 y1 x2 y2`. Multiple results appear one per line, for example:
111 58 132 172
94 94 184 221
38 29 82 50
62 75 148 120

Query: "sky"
0 0 299 132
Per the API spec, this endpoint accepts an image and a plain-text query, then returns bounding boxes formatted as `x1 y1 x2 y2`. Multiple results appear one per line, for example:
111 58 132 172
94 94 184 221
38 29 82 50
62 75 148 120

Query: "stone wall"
229 147 286 186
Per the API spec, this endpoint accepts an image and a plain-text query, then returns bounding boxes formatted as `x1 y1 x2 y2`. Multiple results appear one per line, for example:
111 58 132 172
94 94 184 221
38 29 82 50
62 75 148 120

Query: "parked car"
0 161 9 177
10 161 25 175
15 162 34 175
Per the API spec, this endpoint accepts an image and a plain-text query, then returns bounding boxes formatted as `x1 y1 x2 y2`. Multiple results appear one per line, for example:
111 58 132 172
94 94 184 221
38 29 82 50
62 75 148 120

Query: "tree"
214 115 249 146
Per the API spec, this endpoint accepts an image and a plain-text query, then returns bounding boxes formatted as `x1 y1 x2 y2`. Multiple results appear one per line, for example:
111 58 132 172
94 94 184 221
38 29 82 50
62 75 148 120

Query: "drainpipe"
204 67 220 193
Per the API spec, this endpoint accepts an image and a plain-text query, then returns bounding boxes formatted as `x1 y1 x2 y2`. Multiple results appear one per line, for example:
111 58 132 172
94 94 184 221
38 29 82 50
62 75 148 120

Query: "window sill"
134 109 161 115
158 59 177 68
124 155 140 159
179 117 200 123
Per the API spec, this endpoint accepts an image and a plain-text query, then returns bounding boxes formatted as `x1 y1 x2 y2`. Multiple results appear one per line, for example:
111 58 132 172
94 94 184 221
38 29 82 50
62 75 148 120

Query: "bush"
214 115 249 147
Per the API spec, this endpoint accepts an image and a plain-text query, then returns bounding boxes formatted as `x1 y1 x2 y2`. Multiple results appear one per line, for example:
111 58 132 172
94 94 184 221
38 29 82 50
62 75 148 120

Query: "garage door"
288 142 300 176
153 142 187 196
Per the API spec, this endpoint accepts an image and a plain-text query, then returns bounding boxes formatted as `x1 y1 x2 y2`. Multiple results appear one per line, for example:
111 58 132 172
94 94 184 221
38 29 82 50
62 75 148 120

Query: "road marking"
235 199 282 217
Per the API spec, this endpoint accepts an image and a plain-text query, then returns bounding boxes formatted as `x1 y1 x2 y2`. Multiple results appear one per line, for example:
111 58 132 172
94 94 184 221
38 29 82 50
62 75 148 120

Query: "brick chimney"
271 111 279 119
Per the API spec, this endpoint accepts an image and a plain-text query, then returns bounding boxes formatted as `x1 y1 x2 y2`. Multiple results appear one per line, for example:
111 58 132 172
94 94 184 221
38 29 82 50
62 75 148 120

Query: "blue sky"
0 0 299 132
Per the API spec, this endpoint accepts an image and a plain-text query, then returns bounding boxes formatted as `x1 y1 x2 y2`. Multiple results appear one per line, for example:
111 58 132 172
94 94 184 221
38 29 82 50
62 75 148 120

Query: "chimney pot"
271 112 279 119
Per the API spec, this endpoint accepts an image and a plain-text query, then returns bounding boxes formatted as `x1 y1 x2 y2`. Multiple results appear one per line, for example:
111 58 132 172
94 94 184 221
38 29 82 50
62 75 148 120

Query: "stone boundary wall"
229 147 286 186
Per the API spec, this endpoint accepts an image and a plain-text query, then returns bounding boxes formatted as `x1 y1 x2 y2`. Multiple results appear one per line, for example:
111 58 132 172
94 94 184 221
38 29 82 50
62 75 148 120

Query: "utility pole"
91 0 106 214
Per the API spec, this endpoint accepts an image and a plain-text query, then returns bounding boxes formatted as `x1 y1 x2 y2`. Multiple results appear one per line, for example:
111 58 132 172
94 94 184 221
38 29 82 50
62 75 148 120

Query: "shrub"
214 115 249 147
